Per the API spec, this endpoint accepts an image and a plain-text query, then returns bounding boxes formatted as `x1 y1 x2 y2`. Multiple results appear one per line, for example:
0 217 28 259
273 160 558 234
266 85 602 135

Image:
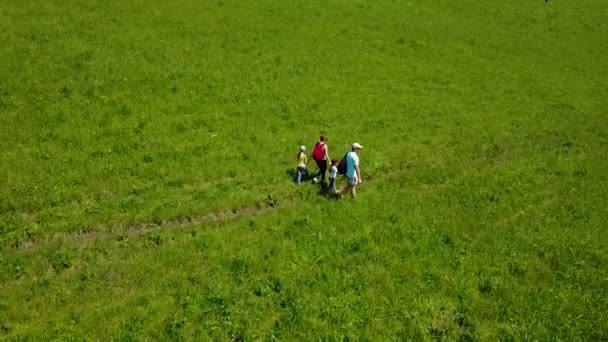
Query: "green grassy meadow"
1 0 607 339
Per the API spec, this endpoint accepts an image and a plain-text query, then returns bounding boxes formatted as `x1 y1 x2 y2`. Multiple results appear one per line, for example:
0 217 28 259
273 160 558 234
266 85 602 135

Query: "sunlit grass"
0 0 607 339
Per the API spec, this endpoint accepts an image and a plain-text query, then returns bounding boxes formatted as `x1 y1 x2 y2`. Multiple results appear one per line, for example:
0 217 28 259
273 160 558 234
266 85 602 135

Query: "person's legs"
339 177 358 198
315 160 327 181
338 180 352 198
297 166 305 184
319 160 328 182
329 177 336 193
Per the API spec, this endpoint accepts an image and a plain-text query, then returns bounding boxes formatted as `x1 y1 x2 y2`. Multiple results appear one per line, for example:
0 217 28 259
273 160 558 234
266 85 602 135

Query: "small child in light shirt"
296 146 308 185
328 159 339 193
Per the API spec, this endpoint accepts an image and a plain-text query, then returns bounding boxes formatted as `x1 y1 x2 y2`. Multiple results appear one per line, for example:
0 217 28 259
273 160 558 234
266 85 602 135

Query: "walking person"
328 159 339 193
312 135 330 184
296 146 309 185
337 143 363 198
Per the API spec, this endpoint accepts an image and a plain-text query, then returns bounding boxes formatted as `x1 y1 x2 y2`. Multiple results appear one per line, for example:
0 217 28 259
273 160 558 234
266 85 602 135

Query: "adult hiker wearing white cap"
337 143 363 198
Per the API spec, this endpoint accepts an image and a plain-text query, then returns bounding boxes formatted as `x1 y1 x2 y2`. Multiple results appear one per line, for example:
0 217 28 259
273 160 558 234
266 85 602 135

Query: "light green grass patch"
1 0 607 339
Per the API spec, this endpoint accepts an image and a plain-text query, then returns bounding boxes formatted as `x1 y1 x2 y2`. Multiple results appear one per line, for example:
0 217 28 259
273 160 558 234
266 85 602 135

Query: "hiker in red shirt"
312 135 330 184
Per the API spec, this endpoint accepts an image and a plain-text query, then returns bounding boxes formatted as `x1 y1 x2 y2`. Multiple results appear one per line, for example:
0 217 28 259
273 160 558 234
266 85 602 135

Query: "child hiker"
328 159 339 193
296 145 309 185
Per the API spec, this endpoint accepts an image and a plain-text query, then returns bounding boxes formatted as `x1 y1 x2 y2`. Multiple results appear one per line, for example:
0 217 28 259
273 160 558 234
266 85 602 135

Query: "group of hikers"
296 135 363 198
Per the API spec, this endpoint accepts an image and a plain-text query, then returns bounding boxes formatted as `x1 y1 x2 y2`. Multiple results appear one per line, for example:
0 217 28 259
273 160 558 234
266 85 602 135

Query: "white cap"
352 142 363 149
300 145 307 152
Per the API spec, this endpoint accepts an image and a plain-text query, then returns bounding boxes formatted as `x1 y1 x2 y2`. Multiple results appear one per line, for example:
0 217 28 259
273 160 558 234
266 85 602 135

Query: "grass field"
1 0 607 339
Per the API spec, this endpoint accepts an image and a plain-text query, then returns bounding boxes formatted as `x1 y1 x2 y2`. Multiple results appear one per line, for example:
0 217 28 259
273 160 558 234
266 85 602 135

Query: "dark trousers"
315 159 328 181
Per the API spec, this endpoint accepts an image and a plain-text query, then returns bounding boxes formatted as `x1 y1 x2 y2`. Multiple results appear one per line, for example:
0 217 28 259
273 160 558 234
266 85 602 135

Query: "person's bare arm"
356 165 362 184
324 145 330 161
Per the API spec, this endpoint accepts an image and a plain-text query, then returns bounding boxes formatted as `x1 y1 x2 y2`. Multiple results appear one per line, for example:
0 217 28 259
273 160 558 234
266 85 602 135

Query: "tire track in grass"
12 194 299 253
6 170 405 253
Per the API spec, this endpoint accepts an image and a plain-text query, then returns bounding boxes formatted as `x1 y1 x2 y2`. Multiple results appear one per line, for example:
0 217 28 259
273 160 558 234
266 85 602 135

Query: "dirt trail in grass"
8 171 400 253
13 196 297 252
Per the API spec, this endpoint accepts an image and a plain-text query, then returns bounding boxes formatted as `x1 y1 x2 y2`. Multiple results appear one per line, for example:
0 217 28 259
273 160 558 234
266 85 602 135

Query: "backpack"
312 142 325 161
337 151 349 175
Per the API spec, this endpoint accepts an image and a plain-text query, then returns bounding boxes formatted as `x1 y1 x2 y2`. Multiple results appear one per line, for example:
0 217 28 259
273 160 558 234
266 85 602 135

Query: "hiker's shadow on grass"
285 168 339 199
317 181 328 194
285 168 297 182
318 182 341 200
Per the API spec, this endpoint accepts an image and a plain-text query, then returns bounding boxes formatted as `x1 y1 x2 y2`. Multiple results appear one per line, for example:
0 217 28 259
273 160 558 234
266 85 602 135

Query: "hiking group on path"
296 135 363 198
